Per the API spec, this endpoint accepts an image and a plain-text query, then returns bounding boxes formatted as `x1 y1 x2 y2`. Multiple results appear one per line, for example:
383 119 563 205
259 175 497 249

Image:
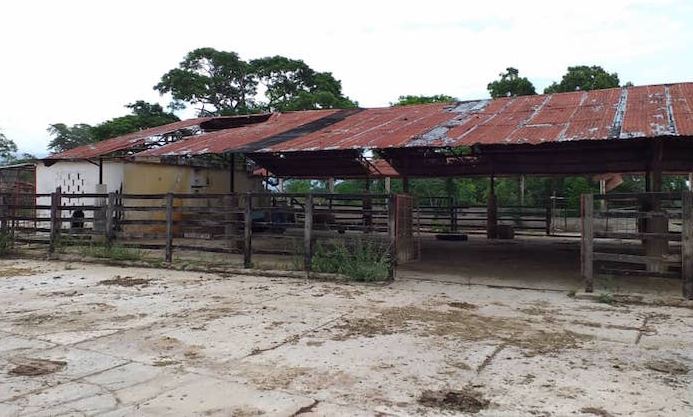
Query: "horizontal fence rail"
0 189 405 281
580 191 693 299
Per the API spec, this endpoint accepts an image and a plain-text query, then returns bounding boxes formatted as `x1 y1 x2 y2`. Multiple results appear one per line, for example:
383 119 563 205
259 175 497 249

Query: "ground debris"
98 275 152 287
418 387 489 413
8 358 67 376
448 301 478 310
580 406 614 417
645 359 690 375
331 306 591 355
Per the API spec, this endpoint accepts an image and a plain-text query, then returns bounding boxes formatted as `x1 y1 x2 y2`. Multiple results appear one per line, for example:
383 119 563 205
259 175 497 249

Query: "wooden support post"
486 176 498 239
682 191 693 299
689 173 693 191
402 177 410 193
49 187 62 254
105 192 115 245
304 194 313 274
327 177 335 193
384 177 391 193
0 193 7 234
581 193 594 293
388 194 397 280
364 179 372 232
519 175 525 206
545 199 552 236
244 193 252 268
164 193 173 263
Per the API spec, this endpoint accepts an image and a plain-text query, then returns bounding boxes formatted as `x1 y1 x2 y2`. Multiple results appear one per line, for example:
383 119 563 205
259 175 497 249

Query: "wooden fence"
414 196 551 235
0 189 401 278
580 191 693 299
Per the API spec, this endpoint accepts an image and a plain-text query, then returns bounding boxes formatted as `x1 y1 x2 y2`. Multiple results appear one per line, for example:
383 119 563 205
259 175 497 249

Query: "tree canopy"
48 101 179 153
392 95 456 106
0 131 18 164
544 65 620 94
155 48 357 116
486 67 537 99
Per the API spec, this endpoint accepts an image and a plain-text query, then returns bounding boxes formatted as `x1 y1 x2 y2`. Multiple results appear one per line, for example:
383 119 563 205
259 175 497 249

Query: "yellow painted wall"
121 162 261 235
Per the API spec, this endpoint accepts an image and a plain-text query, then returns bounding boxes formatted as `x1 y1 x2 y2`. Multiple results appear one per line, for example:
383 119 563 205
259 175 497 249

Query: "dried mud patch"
332 306 591 355
418 387 489 414
98 275 152 287
0 266 38 277
644 359 690 375
580 406 614 417
448 302 478 310
8 357 67 376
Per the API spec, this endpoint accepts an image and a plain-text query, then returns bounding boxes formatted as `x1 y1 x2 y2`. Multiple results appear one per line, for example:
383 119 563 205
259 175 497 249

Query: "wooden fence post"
449 197 457 233
105 192 115 245
388 194 397 280
304 194 313 274
682 191 693 299
165 193 173 263
49 187 62 254
581 193 594 292
0 193 7 234
244 193 252 268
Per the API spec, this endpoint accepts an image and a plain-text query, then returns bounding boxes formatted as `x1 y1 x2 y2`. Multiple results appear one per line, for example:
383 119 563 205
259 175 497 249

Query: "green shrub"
83 243 142 261
312 239 390 281
597 292 614 305
0 232 11 256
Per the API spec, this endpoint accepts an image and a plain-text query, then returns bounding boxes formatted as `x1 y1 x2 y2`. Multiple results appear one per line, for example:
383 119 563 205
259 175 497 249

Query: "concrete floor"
0 259 691 416
400 235 684 296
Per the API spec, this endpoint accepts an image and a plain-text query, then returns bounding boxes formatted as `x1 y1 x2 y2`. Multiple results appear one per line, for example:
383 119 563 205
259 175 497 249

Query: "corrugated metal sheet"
48 117 215 160
47 82 693 161
136 110 342 157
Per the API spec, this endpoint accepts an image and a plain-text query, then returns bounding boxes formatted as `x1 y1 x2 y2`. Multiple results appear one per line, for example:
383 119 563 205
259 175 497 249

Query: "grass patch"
597 292 614 305
311 239 390 281
0 232 11 257
82 243 142 261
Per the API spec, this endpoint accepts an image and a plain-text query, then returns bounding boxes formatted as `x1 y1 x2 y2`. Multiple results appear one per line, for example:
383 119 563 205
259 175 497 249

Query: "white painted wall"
36 161 124 227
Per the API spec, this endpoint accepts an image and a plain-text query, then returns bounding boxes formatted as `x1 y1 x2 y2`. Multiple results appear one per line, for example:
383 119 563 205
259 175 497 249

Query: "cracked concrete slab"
0 259 691 416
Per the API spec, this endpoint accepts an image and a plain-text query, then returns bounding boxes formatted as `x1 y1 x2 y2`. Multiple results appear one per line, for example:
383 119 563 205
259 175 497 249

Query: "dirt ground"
0 259 691 416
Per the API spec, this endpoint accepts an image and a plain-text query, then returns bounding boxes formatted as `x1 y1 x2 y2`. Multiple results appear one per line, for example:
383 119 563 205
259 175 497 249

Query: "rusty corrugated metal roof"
46 114 272 160
46 82 693 161
136 110 343 157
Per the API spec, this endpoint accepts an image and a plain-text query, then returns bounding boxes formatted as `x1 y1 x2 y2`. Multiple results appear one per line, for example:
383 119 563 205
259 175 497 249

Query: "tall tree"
0 131 18 164
47 123 95 153
48 101 179 153
155 48 257 116
251 56 356 111
544 65 620 93
90 101 179 141
392 95 456 106
487 67 536 99
155 48 356 116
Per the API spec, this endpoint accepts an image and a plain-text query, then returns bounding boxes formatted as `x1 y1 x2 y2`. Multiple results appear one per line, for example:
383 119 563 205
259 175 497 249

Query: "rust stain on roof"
46 82 693 161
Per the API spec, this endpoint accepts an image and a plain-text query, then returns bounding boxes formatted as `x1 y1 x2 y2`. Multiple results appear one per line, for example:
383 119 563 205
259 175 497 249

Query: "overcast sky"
1 0 691 156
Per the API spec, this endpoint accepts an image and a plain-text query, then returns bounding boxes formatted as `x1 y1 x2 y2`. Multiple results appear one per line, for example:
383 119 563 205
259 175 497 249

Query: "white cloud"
0 0 691 155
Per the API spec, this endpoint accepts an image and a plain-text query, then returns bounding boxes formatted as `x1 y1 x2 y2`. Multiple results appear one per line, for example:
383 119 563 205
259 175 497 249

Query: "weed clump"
311 239 390 281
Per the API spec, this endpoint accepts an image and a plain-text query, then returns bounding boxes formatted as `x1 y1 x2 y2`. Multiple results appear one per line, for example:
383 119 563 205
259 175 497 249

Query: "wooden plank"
164 193 173 263
594 231 681 241
304 194 313 273
49 187 61 255
244 193 252 268
105 193 115 245
581 193 594 292
683 191 693 299
593 252 681 265
388 195 396 280
598 268 680 279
